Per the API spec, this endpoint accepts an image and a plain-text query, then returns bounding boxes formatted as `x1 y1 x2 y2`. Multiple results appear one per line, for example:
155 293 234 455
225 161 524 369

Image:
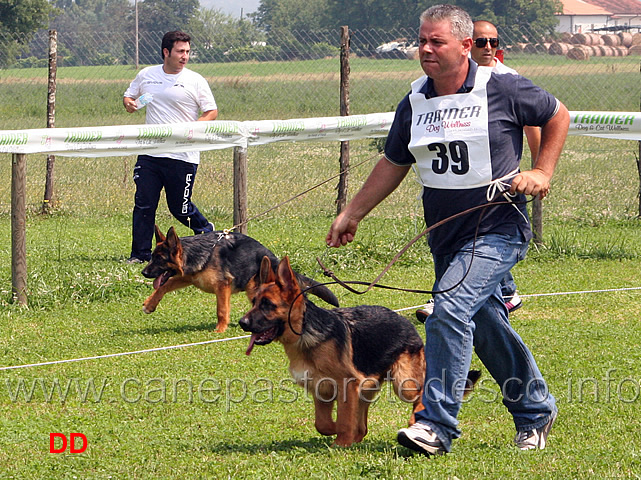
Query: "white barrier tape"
1 286 639 372
567 111 641 141
0 112 395 157
1 111 637 158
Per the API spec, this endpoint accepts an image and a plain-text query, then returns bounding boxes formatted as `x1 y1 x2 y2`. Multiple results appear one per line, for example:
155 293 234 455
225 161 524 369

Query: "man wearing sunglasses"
471 21 501 67
470 20 542 313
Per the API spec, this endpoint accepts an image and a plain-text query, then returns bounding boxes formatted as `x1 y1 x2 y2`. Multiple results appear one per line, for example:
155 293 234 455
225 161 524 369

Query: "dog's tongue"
153 276 162 290
245 334 258 356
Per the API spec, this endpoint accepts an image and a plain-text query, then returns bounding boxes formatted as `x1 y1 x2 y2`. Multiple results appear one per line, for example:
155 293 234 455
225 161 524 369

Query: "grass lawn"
0 134 640 477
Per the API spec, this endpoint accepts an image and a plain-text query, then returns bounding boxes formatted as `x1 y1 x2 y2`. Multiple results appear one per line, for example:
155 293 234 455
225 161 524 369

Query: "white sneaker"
415 299 435 323
397 422 446 456
514 410 557 450
505 292 522 313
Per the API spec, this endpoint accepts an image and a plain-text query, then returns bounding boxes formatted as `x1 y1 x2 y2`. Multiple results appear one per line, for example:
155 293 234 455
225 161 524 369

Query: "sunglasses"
474 37 499 48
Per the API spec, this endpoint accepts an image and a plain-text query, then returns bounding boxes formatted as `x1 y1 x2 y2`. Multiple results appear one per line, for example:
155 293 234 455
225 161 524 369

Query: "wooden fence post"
638 73 641 217
531 150 543 244
637 143 641 217
233 146 248 234
336 25 350 215
43 29 57 214
11 153 27 306
529 129 544 243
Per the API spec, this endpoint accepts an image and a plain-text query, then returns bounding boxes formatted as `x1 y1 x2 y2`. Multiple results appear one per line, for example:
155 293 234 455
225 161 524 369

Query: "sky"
199 0 260 17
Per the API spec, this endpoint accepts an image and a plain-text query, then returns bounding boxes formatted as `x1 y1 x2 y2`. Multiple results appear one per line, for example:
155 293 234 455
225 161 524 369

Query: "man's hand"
123 97 138 114
326 212 359 248
510 169 551 199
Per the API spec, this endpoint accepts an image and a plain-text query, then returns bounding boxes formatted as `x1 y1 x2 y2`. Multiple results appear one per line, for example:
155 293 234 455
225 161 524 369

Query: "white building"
556 0 641 33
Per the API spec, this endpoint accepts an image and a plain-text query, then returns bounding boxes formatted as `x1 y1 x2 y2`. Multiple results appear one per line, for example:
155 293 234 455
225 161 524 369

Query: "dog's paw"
142 304 155 314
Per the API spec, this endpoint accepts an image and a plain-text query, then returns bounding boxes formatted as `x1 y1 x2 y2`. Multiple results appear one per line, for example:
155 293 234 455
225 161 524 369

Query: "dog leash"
224 154 378 233
315 195 535 297
316 200 490 296
285 194 536 336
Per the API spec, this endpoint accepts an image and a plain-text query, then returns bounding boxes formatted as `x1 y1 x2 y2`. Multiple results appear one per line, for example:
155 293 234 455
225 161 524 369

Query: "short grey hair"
419 4 473 40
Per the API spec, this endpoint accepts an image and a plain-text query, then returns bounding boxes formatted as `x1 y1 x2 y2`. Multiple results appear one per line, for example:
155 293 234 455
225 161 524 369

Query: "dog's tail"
295 274 340 307
462 369 482 399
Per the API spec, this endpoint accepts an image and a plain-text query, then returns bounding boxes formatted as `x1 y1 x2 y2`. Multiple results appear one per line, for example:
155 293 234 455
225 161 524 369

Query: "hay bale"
613 46 629 56
619 32 633 47
628 45 641 55
601 34 621 46
548 42 571 55
523 43 550 54
598 45 614 56
632 33 641 45
571 33 589 44
560 32 573 43
566 46 591 60
590 33 604 45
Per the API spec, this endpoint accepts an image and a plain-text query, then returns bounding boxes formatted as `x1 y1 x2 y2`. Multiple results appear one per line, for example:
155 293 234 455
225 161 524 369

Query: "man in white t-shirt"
123 31 218 263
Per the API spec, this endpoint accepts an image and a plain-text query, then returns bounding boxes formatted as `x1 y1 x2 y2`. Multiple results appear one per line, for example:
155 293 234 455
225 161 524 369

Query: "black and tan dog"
140 226 339 333
240 256 480 447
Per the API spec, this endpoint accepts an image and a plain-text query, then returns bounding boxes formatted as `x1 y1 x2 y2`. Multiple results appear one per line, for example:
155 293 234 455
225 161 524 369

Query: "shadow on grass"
115 321 222 336
208 436 415 456
115 321 252 338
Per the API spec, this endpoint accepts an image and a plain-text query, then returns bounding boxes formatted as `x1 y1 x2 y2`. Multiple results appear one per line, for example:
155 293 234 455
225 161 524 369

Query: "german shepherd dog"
140 226 339 333
240 256 481 447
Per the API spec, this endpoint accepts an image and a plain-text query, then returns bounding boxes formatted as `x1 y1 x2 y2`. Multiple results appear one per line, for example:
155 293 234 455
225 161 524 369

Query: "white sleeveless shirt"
408 66 493 189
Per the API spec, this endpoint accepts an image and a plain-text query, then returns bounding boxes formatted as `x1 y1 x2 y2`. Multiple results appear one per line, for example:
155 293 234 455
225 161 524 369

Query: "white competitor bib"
408 66 493 189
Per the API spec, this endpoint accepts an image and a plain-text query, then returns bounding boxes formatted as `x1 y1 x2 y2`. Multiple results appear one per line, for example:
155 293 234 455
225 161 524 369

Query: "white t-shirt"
124 65 217 164
492 58 518 75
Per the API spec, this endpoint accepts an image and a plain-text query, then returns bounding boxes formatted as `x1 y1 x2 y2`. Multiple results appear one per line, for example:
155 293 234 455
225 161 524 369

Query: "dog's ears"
166 226 180 249
259 256 276 284
154 225 166 244
276 256 298 292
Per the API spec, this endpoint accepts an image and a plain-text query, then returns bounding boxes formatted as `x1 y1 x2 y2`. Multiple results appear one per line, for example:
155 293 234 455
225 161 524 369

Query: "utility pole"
135 0 139 69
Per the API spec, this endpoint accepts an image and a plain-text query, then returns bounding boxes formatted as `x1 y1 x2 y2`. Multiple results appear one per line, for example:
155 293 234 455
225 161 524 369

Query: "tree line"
0 0 562 68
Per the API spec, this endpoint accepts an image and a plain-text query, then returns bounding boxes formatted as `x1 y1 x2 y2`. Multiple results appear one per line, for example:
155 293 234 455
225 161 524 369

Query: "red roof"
582 0 641 14
559 0 611 15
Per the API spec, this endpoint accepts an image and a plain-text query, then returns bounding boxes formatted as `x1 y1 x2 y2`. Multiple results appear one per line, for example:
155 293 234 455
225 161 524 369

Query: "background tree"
188 7 265 62
251 0 334 60
137 0 201 64
50 0 134 66
453 0 562 42
0 0 53 67
323 0 423 30
254 0 561 43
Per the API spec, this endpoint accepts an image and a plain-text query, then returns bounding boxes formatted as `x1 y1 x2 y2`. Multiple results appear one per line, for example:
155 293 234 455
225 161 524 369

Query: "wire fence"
1 26 641 130
0 26 640 223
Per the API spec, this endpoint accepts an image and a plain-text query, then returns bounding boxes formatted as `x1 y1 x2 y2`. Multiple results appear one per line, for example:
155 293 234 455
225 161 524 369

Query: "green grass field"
1 54 640 129
1 55 641 477
0 133 640 478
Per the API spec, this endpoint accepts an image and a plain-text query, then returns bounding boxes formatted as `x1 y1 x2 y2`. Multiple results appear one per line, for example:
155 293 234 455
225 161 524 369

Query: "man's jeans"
414 233 556 451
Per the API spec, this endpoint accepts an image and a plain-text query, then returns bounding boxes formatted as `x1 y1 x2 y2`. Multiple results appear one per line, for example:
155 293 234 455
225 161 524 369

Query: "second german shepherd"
141 226 339 333
239 256 481 447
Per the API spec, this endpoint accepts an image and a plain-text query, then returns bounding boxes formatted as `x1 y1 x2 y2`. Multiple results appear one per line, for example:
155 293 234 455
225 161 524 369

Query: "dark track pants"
130 155 213 260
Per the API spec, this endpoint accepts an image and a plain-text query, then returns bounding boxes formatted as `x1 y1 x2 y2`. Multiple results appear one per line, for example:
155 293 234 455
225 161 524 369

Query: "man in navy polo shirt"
326 5 569 455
